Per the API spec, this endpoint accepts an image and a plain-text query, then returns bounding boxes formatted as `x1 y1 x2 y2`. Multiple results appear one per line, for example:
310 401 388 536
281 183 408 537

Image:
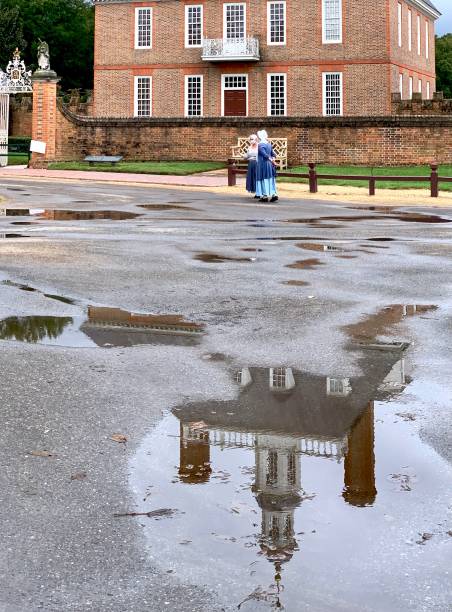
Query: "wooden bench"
84 155 123 167
231 137 288 170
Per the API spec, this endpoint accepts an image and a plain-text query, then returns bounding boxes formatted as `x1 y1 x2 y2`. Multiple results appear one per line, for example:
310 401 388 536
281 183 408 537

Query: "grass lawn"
47 160 226 175
7 154 29 166
282 164 452 191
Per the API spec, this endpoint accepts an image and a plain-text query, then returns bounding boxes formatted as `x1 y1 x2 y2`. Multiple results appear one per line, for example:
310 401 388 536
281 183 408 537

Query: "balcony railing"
202 37 260 61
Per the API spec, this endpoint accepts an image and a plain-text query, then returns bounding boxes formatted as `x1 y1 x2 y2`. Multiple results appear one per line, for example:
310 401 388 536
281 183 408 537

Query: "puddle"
286 213 451 225
195 253 254 263
283 280 310 286
286 258 325 270
38 210 141 221
10 221 36 226
296 242 344 253
0 208 30 216
241 248 264 253
0 233 29 239
367 237 395 242
132 357 452 611
0 306 204 348
2 280 77 304
138 204 194 211
335 255 358 259
345 304 437 345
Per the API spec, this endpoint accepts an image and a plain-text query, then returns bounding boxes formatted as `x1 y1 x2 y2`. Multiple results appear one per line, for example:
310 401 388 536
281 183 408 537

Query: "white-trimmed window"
323 72 342 116
418 79 422 94
267 1 286 45
322 0 342 43
425 20 429 59
267 73 286 116
426 81 430 99
417 15 421 55
399 73 403 96
409 76 413 99
134 76 152 117
224 3 246 39
135 7 152 49
185 75 203 116
185 5 203 48
408 9 412 51
397 3 402 47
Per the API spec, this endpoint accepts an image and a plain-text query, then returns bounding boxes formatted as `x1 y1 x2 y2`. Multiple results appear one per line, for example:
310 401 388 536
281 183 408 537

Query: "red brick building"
92 0 440 118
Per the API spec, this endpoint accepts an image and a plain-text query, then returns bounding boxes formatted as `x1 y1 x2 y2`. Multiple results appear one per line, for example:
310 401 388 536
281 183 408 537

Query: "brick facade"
92 0 439 118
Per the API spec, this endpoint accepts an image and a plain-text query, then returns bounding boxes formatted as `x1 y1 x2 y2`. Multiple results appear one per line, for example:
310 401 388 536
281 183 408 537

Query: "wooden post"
369 177 376 196
430 163 439 198
308 163 318 193
228 159 237 187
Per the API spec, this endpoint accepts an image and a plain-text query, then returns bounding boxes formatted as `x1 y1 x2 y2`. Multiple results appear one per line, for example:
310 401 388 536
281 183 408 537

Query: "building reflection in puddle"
173 353 409 607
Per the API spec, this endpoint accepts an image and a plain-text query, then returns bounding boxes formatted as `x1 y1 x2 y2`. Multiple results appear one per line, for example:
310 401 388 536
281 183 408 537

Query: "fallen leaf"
111 433 127 444
30 450 54 457
71 472 87 481
114 508 177 519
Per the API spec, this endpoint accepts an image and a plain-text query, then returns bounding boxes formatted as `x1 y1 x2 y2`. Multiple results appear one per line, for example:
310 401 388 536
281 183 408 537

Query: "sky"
434 0 452 35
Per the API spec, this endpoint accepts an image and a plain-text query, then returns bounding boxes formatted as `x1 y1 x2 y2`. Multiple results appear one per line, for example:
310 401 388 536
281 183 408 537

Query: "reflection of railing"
184 426 348 459
202 37 260 61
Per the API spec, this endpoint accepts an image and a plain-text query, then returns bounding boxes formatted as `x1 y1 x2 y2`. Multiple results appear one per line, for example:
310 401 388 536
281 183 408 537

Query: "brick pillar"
31 71 59 168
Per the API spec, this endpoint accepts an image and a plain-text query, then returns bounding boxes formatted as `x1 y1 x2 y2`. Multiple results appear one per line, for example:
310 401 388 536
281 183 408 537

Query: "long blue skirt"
246 160 257 193
255 177 277 198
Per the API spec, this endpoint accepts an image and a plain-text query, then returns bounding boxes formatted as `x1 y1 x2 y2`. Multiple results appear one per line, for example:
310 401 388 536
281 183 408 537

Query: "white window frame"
409 76 413 99
223 3 246 40
221 73 248 117
184 75 203 117
322 0 342 44
134 7 153 49
399 73 403 96
397 3 402 47
133 76 152 117
417 15 421 55
267 73 287 116
426 81 430 99
267 1 286 46
425 20 429 59
185 5 203 48
418 79 422 94
322 72 343 116
408 9 412 51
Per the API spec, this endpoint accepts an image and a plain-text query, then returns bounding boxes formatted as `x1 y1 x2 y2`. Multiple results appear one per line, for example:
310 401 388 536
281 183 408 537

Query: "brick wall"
51 102 452 167
9 96 33 137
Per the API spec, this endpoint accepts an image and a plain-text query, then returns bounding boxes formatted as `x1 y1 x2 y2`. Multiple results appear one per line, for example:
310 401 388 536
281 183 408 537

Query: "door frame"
221 73 248 117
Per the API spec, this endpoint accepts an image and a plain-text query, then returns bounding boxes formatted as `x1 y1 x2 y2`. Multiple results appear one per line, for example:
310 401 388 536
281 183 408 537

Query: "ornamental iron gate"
0 49 32 167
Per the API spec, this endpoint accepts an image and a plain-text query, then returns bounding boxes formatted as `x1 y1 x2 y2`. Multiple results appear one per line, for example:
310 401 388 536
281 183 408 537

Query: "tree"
0 2 26 67
436 34 452 99
0 0 94 91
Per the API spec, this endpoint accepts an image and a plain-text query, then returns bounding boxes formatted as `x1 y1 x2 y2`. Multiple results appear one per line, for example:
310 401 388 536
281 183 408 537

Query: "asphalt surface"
0 179 451 612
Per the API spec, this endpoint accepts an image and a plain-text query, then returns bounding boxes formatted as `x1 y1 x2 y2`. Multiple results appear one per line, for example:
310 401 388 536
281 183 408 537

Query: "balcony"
202 37 260 62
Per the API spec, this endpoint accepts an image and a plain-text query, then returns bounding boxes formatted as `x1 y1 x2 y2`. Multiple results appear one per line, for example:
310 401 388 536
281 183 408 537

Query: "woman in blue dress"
243 134 258 196
255 130 278 202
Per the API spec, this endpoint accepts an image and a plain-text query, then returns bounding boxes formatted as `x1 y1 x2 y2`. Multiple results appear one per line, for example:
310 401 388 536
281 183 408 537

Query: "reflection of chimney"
343 402 377 507
178 422 212 484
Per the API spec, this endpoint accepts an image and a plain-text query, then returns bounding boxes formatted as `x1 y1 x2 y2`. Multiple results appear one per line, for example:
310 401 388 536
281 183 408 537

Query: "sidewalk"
0 165 230 187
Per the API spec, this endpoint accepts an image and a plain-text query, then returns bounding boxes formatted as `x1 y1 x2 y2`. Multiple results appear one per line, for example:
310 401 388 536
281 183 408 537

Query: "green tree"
0 0 94 91
0 2 26 67
436 34 452 99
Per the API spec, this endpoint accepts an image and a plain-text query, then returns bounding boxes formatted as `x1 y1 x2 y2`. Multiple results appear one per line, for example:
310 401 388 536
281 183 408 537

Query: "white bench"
231 137 288 170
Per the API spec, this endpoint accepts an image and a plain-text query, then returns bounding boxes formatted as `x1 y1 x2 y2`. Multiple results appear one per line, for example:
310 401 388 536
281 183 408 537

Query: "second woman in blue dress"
243 134 258 196
255 130 278 203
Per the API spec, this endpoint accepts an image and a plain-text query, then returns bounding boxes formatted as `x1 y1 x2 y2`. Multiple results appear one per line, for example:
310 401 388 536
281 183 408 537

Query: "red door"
224 90 247 116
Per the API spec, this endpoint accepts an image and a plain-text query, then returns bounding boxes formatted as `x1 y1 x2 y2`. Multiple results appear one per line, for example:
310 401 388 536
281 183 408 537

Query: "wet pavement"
0 179 451 612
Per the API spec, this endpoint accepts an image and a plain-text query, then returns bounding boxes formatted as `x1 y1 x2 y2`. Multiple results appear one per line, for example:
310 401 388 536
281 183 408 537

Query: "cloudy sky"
435 0 452 35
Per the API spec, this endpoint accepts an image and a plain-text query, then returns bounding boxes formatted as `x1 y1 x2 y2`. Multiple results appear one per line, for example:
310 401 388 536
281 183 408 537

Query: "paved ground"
0 178 451 612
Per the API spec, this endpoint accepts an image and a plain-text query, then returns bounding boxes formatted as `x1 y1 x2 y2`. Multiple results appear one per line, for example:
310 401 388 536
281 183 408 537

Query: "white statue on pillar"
37 40 51 72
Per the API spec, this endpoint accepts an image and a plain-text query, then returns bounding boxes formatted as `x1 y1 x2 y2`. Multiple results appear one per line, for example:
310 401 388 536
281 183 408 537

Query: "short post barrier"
308 163 318 193
369 177 376 196
430 163 439 198
227 160 237 187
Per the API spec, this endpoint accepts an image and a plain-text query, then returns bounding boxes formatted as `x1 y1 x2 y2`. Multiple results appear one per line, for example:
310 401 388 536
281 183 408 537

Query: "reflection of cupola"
178 422 212 484
342 402 377 507
254 435 301 564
